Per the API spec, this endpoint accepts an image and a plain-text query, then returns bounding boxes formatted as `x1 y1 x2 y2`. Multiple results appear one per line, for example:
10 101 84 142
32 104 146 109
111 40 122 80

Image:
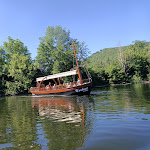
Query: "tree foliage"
0 26 89 95
87 40 150 85
6 53 35 95
0 37 36 95
36 26 89 75
0 47 6 93
1 26 150 95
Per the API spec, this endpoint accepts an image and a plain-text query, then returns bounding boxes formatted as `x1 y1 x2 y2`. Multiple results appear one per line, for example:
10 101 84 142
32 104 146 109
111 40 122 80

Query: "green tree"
1 37 36 95
0 47 6 94
36 26 89 75
86 40 150 85
6 53 35 95
124 41 149 82
0 97 41 149
4 36 29 61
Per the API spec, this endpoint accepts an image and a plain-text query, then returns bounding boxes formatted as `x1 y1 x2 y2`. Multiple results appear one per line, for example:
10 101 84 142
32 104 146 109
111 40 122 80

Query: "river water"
0 83 150 150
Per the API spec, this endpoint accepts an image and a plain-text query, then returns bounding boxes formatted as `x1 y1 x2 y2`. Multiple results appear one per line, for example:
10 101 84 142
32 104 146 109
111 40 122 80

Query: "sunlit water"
0 83 150 150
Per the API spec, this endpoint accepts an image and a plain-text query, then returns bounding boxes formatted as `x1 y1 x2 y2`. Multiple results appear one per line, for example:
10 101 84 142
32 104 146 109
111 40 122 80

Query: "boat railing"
82 79 91 84
30 78 91 92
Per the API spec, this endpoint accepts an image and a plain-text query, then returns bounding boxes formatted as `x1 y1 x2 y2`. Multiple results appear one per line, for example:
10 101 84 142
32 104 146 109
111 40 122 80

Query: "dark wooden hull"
31 83 92 96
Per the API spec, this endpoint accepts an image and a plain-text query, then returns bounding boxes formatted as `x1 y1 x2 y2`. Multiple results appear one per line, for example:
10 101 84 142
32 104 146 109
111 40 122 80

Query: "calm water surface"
0 83 150 150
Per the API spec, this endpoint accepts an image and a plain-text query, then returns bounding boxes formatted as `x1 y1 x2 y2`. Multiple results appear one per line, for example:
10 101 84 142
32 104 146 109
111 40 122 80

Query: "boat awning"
36 69 77 82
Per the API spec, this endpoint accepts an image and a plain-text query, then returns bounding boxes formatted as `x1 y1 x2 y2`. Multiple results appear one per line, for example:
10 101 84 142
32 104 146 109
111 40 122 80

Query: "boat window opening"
41 71 90 89
35 74 85 91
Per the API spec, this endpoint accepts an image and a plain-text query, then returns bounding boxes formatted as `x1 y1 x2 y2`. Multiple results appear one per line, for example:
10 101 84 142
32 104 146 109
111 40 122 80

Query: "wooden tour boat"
30 41 92 96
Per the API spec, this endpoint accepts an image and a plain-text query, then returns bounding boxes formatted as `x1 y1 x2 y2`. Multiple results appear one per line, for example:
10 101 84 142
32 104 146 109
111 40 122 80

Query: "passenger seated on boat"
36 82 40 88
73 82 76 87
63 83 66 88
46 82 51 89
77 79 80 85
46 85 49 89
48 82 51 88
53 84 56 90
66 83 68 88
48 82 52 90
40 84 45 88
68 83 71 88
59 84 62 89
66 83 70 88
70 82 73 87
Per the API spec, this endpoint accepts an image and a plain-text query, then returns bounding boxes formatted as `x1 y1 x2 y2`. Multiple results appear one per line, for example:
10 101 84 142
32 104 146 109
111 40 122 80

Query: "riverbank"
94 80 150 88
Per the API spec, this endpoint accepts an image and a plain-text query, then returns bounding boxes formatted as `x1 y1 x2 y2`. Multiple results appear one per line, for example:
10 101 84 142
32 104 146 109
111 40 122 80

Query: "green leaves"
0 47 5 75
1 26 89 95
87 40 150 84
3 37 29 62
36 26 89 75
0 37 36 95
0 47 6 93
1 26 149 94
6 53 36 95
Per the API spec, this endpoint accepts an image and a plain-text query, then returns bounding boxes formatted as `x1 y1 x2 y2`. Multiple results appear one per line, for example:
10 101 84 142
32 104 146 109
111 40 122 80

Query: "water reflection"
1 83 150 150
32 97 83 123
80 84 150 150
0 96 41 150
31 96 94 150
92 84 150 118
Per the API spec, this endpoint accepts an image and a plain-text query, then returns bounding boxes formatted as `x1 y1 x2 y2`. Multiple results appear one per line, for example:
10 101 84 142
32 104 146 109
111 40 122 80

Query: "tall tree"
6 53 35 95
125 41 149 81
1 37 36 95
36 26 89 75
0 47 6 93
3 36 29 61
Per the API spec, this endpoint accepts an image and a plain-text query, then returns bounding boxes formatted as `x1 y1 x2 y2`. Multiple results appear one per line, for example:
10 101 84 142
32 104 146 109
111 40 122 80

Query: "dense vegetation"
0 25 150 95
86 41 150 85
0 37 37 95
0 26 89 95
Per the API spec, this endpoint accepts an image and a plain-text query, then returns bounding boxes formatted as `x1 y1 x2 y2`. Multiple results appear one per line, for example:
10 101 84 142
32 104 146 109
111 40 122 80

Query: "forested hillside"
86 41 150 85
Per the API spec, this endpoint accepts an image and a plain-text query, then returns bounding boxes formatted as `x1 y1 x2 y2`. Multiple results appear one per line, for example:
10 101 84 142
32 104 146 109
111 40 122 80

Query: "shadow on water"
0 83 150 150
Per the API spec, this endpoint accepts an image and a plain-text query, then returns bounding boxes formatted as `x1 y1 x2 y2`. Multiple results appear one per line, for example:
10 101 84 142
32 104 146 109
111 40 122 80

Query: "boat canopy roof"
36 69 77 82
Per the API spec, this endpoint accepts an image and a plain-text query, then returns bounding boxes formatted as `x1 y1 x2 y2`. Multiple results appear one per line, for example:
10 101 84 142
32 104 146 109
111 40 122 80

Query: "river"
0 83 150 150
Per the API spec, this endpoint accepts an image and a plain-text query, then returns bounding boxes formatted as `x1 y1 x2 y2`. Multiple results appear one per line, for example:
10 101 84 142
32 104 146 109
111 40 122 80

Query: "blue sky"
0 0 150 59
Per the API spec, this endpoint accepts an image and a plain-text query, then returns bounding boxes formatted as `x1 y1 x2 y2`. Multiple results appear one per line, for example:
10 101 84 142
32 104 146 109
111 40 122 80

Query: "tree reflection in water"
0 96 42 150
1 84 150 149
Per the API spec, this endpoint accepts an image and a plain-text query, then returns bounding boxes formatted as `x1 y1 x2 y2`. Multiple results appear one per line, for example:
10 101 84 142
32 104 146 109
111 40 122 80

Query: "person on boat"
70 82 73 87
46 82 51 89
46 85 49 89
68 83 71 88
63 83 66 88
48 82 51 87
36 82 40 88
48 82 51 90
53 84 56 90
77 79 80 85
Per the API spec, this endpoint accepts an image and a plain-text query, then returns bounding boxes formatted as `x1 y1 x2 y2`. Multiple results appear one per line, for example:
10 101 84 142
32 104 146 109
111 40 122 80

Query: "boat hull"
31 83 92 96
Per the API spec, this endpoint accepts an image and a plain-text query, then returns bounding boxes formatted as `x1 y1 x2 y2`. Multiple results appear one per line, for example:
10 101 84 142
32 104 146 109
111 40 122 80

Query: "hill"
86 41 150 85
